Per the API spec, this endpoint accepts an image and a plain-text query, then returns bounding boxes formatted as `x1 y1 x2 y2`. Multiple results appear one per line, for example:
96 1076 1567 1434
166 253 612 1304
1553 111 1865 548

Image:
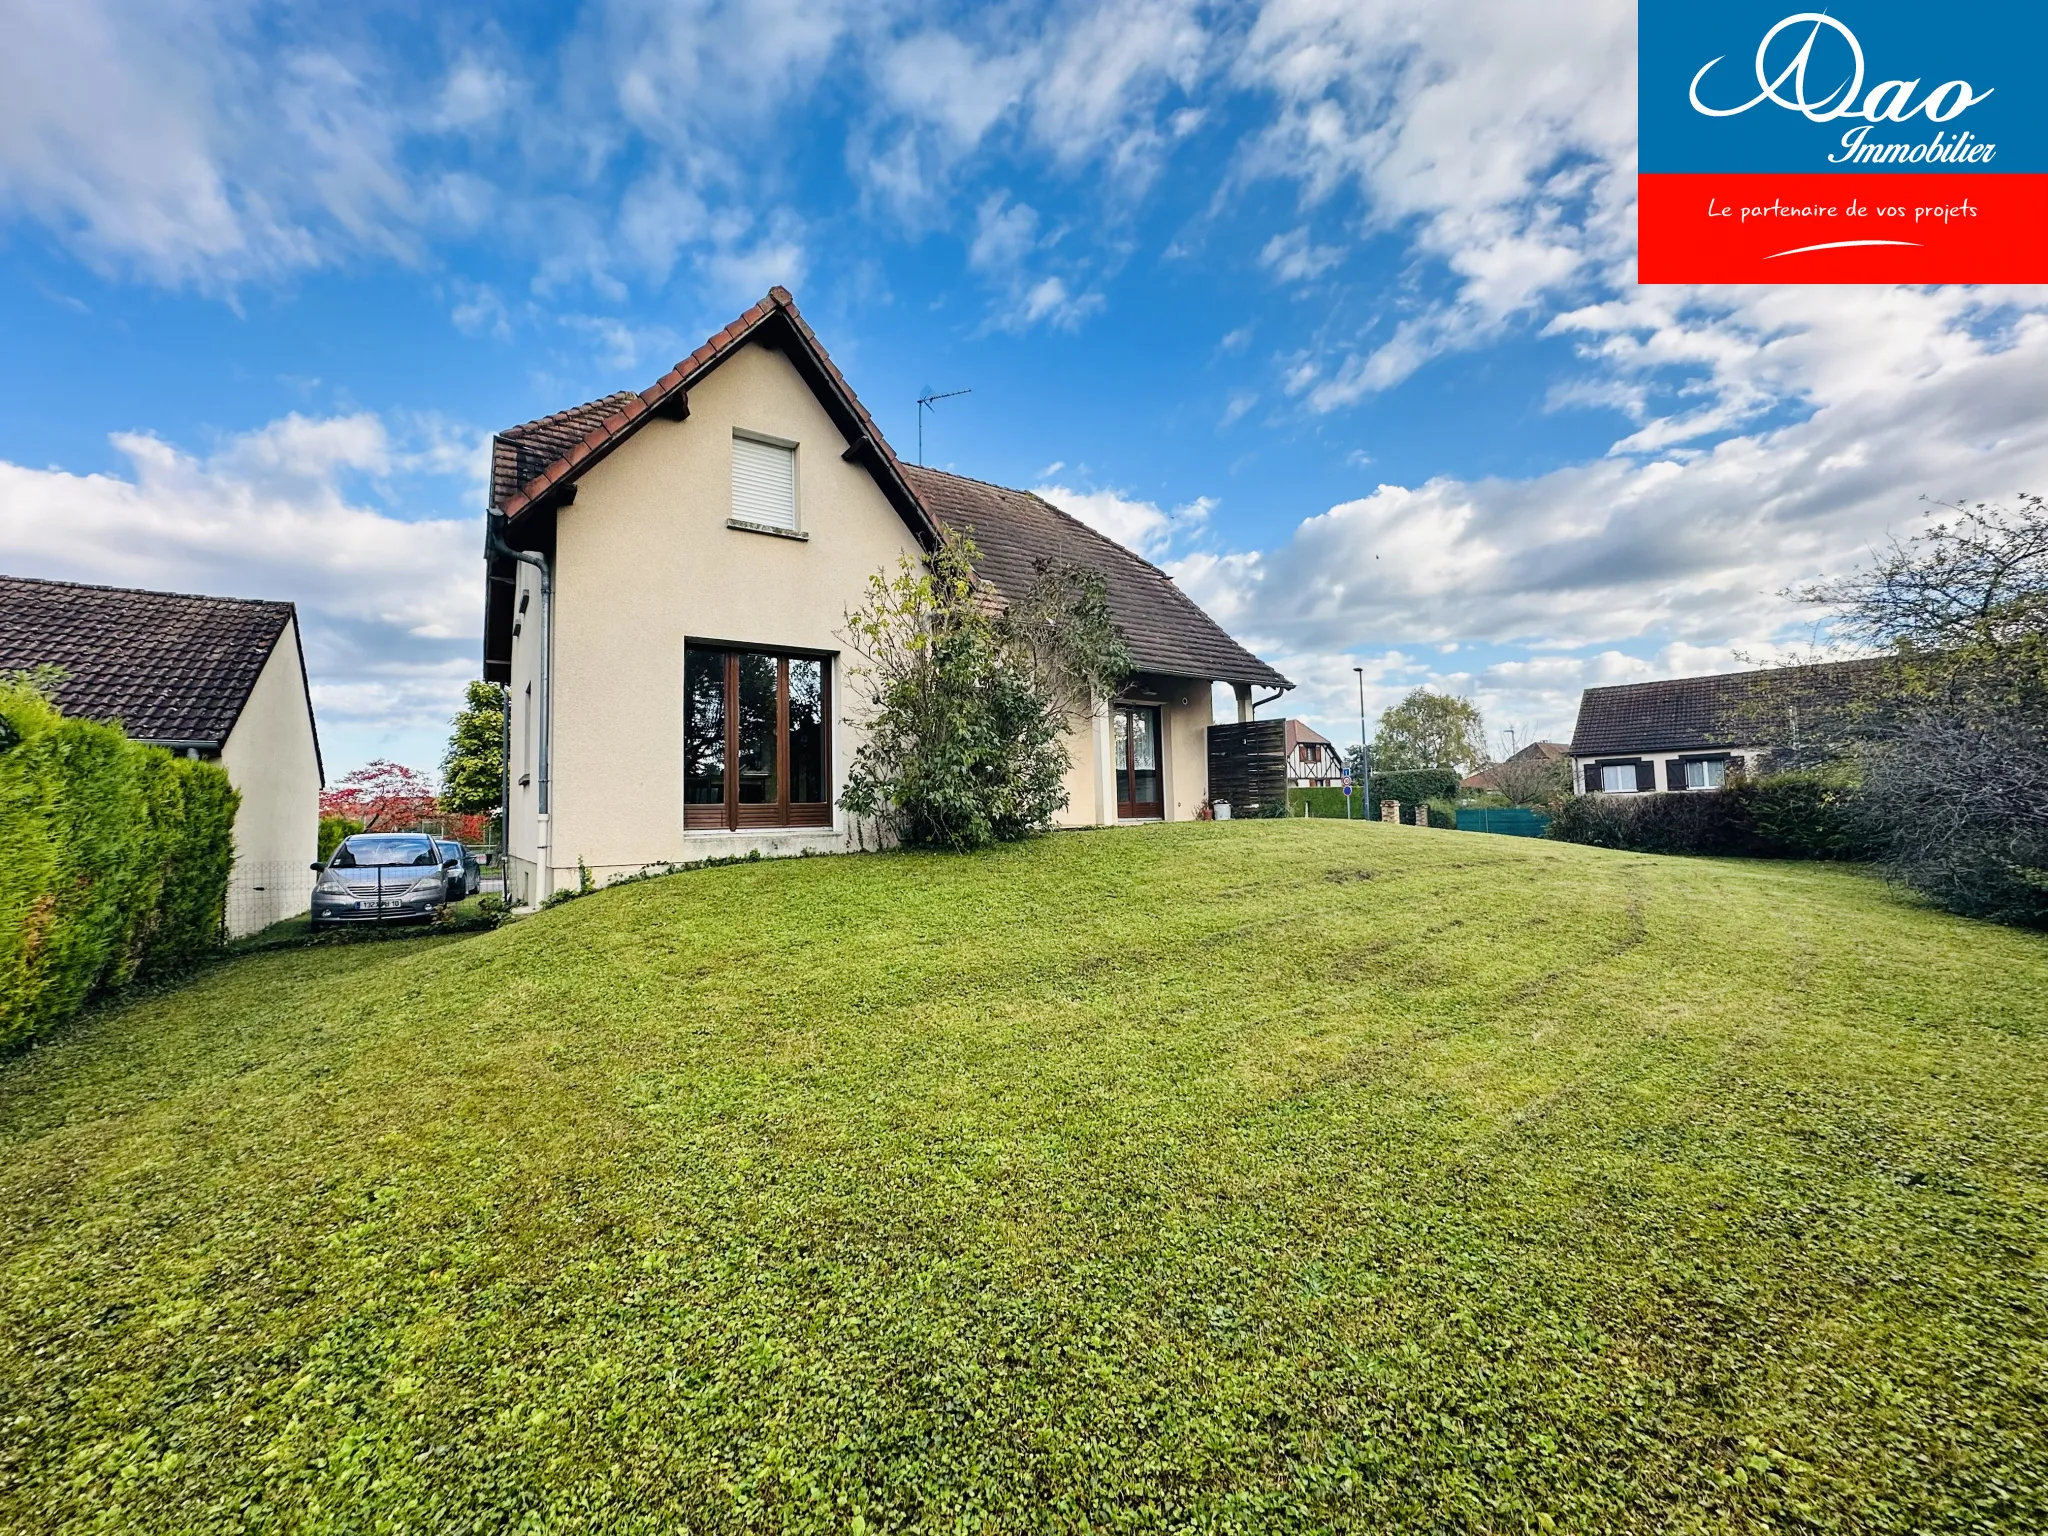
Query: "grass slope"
1 823 2044 1533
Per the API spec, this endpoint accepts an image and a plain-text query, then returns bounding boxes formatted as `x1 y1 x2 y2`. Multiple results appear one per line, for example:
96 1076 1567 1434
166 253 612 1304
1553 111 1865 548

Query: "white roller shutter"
731 434 797 530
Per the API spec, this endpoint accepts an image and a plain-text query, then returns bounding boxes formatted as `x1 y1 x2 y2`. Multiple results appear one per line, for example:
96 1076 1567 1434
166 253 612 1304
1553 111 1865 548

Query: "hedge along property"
0 680 240 1047
0 577 324 936
486 288 1290 904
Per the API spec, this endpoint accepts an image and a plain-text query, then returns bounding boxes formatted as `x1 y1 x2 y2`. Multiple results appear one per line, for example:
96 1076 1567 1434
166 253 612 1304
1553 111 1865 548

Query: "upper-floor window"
731 432 798 532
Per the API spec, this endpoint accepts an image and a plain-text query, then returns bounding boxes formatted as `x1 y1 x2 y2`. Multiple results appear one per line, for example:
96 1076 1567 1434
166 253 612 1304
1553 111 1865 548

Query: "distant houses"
1460 739 1566 793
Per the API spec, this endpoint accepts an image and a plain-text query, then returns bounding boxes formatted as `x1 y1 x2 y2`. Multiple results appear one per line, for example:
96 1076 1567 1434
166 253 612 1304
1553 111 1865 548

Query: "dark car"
436 840 481 901
310 833 457 929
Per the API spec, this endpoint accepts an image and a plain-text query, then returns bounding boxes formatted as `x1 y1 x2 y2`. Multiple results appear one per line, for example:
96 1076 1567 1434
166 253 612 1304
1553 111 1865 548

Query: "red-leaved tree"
320 760 440 831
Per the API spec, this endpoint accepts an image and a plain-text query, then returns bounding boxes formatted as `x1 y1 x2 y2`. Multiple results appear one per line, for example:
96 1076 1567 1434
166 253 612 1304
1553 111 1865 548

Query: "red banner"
1638 174 2048 283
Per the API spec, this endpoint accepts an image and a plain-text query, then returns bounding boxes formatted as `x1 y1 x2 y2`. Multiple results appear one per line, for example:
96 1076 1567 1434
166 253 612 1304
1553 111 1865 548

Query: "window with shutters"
730 432 799 533
1599 763 1637 793
1684 758 1726 790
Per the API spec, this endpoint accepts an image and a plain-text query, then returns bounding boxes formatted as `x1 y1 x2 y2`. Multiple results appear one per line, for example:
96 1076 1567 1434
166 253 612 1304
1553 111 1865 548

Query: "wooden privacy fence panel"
1207 720 1286 817
1455 807 1553 838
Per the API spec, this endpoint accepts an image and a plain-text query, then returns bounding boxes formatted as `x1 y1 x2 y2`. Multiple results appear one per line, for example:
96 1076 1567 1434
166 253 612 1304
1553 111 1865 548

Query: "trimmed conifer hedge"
0 681 240 1049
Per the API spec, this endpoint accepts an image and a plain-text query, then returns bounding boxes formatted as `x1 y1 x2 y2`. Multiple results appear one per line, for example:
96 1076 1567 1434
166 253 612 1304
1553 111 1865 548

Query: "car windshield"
331 835 440 868
436 841 462 859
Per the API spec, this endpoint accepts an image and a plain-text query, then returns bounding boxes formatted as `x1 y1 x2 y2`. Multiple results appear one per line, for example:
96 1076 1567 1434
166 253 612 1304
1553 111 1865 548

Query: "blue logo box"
1640 1 2044 175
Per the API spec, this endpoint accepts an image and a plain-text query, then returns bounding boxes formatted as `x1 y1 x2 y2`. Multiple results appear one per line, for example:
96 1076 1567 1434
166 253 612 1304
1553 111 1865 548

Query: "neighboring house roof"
0 575 320 773
1460 740 1567 789
1283 719 1336 753
902 467 1289 690
1568 660 1891 757
485 288 1289 691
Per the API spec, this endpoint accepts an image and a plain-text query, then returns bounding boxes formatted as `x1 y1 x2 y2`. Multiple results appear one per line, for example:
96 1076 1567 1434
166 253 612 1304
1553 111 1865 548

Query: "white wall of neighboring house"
217 618 322 935
1571 747 1766 796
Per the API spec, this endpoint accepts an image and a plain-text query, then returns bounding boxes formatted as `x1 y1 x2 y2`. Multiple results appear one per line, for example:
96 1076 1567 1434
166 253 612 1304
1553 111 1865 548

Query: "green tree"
838 530 1132 851
1372 688 1488 775
1799 495 2048 925
440 681 507 816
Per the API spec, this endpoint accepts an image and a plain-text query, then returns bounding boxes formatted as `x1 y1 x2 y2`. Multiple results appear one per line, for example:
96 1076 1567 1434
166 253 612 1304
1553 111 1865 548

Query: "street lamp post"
1353 666 1371 819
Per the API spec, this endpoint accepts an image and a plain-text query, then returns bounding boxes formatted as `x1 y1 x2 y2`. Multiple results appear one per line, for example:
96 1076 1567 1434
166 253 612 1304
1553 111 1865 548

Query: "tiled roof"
1569 660 1891 756
902 466 1290 689
1459 740 1566 789
493 288 930 540
1285 719 1335 751
492 393 641 509
485 288 1288 693
0 574 297 747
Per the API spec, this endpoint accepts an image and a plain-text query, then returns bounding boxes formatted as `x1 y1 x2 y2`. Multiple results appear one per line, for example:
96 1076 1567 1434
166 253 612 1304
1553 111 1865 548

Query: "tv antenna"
916 388 971 466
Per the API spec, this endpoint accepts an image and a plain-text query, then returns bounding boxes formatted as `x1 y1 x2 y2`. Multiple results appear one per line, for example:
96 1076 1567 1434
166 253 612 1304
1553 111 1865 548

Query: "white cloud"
0 0 442 286
878 31 1030 151
1036 483 1212 560
967 191 1103 332
1259 226 1343 283
969 192 1043 273
1237 0 1636 396
0 415 482 770
432 57 517 133
1167 295 2048 741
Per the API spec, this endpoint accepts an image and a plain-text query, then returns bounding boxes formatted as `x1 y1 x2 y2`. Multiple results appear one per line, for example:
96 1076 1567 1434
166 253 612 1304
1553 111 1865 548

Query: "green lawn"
2 823 2044 1533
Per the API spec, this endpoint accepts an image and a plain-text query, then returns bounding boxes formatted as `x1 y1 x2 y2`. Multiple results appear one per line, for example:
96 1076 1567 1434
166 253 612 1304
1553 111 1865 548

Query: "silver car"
310 833 456 929
435 840 481 901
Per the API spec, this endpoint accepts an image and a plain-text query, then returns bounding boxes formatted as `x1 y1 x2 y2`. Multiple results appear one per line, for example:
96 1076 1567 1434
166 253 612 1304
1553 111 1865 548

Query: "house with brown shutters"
484 288 1289 904
1283 719 1347 787
1567 659 1890 796
0 575 324 934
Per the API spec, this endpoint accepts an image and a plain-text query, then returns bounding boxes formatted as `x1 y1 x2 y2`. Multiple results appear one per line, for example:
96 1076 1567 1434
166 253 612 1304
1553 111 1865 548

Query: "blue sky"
4 0 2045 779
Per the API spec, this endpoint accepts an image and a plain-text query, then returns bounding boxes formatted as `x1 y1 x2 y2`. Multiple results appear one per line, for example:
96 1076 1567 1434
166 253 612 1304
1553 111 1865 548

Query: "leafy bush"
1368 768 1459 820
1737 768 1872 861
1548 770 1873 861
840 531 1131 852
1287 787 1366 818
1549 788 1756 856
137 757 240 981
0 681 239 1049
318 814 362 861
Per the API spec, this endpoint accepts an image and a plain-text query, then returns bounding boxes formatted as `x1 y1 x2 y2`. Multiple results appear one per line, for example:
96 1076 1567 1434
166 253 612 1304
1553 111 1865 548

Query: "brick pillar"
1380 799 1400 824
1415 803 1430 827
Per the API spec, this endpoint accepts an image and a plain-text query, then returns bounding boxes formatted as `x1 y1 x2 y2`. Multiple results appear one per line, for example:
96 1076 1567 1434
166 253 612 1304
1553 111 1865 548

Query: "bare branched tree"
1800 494 2048 925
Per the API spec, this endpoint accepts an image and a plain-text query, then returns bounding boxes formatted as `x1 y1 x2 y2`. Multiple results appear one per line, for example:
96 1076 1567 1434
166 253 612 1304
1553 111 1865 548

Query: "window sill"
727 518 808 541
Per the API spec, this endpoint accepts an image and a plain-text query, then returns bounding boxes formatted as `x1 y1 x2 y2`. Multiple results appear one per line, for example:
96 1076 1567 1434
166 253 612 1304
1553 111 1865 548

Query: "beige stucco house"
485 288 1289 903
0 575 324 935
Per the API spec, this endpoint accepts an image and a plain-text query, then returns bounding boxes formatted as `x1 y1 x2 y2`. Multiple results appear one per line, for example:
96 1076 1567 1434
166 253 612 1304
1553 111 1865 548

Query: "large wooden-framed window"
685 646 832 830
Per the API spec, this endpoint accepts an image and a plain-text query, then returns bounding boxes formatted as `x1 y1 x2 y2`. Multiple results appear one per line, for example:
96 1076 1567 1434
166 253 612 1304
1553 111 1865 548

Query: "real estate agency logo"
1638 1 2046 282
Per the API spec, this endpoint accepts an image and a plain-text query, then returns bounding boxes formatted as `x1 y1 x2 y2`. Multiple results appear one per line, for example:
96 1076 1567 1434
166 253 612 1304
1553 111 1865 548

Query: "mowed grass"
1 824 2044 1534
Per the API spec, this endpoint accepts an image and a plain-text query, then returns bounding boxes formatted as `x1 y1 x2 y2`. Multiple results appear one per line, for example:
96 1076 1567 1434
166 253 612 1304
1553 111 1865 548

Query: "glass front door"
1114 704 1163 819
